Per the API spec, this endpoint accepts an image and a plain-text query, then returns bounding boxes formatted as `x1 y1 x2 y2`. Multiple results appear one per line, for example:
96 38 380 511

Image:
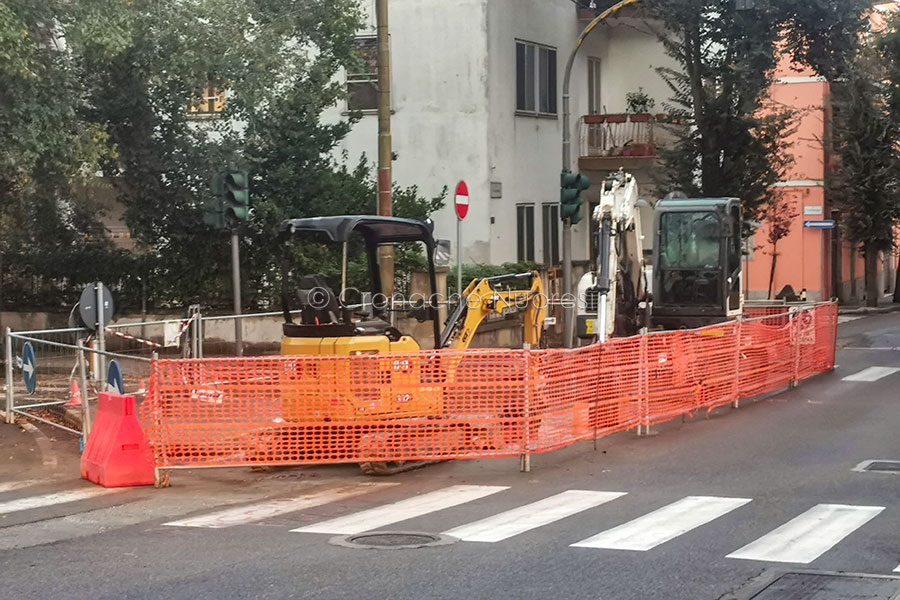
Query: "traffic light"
206 170 250 229
560 170 589 224
202 194 226 229
224 170 250 221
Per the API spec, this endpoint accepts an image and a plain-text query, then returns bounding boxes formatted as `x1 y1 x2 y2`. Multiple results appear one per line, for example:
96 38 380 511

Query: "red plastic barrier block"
81 392 155 487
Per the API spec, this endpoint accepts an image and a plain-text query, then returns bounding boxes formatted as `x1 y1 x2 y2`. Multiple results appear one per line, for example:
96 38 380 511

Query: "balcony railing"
579 113 668 158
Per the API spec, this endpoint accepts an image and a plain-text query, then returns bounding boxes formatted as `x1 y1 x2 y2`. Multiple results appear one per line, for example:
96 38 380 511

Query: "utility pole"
561 0 639 347
376 0 394 298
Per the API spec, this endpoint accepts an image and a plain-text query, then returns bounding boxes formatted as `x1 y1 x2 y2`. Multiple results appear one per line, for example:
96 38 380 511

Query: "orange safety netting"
140 302 837 468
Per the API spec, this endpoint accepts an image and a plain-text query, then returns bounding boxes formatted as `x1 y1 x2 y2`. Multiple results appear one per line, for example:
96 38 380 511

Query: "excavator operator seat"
296 275 342 325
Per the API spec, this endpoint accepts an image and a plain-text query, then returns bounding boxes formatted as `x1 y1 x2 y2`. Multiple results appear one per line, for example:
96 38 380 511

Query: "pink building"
746 5 899 304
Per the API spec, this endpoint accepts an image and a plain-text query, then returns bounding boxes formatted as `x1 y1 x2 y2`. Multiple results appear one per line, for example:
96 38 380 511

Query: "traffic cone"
136 380 147 394
65 380 81 407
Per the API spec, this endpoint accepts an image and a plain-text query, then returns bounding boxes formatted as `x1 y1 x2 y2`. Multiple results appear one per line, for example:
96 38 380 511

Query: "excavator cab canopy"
651 198 743 329
278 215 442 348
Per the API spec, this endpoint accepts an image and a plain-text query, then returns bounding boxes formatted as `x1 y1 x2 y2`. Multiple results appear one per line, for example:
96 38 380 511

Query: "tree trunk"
768 250 778 299
864 243 880 307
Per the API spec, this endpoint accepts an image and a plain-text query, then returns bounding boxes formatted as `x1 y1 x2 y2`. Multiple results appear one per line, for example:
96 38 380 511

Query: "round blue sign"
22 342 36 395
106 359 124 395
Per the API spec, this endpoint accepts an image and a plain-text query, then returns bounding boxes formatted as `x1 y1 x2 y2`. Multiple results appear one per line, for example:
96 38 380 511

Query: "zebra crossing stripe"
443 490 626 543
291 485 508 535
841 367 900 382
164 483 398 529
571 496 752 551
0 488 121 516
727 504 884 564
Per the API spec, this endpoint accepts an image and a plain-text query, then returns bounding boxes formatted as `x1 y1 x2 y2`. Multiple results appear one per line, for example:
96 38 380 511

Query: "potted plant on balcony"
625 87 655 122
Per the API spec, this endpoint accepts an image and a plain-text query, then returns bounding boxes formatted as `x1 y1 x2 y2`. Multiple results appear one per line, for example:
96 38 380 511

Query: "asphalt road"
1 311 899 600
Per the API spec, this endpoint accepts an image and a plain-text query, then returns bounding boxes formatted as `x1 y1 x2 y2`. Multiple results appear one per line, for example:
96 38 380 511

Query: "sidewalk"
838 298 900 315
0 418 80 483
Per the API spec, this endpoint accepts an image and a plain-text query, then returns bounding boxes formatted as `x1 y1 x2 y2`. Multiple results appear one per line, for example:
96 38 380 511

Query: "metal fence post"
95 283 107 385
77 339 92 438
196 308 203 359
5 327 14 424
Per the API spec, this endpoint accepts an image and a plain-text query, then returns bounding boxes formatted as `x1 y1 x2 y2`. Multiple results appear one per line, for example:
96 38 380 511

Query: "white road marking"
894 563 900 573
443 490 626 543
727 504 884 564
841 367 900 382
0 480 42 494
571 496 752 551
164 483 397 528
291 485 508 535
0 487 121 516
837 315 863 324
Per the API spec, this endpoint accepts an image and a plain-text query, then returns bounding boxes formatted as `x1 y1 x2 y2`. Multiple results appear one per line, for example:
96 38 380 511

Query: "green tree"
78 0 444 311
644 0 869 228
0 0 126 309
831 17 900 306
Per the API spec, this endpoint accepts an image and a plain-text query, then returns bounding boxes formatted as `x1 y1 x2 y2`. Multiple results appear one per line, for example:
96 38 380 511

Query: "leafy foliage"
0 0 125 308
75 0 444 311
644 0 869 229
830 17 900 305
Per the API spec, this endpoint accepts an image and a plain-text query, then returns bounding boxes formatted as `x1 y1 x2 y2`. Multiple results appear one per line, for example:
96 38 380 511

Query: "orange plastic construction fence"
140 302 837 469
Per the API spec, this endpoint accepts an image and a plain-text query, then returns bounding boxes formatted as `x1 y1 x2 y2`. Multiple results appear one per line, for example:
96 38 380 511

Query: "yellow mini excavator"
277 215 546 474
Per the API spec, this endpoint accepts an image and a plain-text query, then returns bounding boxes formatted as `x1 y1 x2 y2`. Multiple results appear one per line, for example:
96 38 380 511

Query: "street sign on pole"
21 341 36 395
803 220 835 229
78 283 114 331
455 181 469 297
106 359 124 395
455 181 469 220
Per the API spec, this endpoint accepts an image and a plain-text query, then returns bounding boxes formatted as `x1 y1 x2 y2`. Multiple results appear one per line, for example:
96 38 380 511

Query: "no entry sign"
455 181 469 220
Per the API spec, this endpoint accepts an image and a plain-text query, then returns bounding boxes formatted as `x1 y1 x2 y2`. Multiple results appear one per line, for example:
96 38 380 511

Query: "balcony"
578 113 674 186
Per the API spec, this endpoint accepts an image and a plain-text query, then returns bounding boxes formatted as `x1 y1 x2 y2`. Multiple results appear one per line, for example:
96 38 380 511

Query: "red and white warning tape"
107 329 163 348
105 313 197 349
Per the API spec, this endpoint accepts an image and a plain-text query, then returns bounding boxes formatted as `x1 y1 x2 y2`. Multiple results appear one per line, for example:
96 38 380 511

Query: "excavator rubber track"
358 459 446 476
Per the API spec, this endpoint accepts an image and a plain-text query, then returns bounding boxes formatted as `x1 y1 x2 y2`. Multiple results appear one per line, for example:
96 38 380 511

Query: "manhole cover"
330 531 458 550
854 460 900 474
748 572 900 599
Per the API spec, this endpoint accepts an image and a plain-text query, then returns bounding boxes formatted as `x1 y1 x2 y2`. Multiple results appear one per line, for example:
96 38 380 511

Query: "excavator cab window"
658 211 724 306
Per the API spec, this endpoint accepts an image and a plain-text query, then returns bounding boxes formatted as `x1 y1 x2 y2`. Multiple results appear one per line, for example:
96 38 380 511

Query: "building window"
542 203 560 265
348 37 378 111
588 58 602 114
516 41 557 115
189 86 225 116
517 204 535 262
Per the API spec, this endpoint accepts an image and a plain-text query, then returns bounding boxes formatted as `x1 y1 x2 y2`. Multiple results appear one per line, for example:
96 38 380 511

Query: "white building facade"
323 0 677 267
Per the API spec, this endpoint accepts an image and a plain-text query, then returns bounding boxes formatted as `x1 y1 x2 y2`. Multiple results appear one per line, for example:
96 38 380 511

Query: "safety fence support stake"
732 317 742 409
637 333 649 436
790 310 800 388
520 351 532 473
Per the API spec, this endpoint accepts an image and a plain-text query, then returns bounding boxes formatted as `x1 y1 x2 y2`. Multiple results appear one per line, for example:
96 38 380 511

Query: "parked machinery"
577 170 743 340
277 215 546 474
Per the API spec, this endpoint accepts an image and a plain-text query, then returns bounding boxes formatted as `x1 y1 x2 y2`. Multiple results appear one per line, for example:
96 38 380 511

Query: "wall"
746 58 829 301
321 0 493 263
484 4 677 265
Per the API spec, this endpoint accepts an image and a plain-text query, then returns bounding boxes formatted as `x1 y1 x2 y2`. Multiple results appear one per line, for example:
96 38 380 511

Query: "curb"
838 303 900 315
